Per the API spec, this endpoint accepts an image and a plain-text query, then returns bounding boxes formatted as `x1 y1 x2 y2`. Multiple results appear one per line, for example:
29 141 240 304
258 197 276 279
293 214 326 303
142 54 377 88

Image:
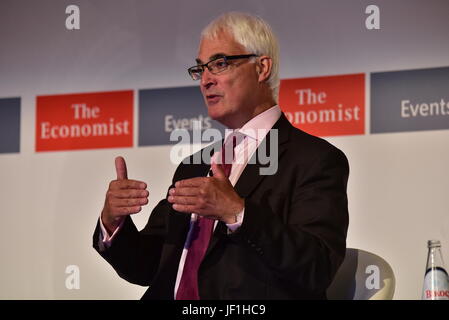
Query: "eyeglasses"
188 54 258 80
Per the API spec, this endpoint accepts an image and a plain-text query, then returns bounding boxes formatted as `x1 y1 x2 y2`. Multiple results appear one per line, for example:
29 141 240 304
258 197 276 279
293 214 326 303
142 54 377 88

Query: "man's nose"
200 68 216 89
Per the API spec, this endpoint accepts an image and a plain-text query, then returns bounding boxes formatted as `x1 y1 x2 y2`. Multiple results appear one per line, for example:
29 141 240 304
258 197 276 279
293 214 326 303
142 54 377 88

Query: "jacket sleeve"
92 196 170 286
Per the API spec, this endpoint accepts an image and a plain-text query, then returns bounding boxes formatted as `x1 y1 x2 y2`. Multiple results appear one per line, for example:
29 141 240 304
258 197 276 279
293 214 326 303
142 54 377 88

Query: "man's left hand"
167 163 244 224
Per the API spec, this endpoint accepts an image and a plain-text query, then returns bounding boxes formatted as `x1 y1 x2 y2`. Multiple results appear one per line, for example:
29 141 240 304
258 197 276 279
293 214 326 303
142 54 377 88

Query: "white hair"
201 12 280 103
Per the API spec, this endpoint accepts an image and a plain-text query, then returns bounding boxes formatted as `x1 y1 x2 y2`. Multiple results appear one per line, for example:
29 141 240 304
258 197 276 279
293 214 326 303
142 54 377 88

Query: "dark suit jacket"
93 114 349 300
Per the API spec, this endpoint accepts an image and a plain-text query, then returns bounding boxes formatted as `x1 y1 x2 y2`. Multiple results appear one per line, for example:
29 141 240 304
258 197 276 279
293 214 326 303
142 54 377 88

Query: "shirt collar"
224 105 282 144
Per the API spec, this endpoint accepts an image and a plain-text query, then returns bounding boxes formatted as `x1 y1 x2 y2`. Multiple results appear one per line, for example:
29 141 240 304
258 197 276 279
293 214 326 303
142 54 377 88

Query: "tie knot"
219 133 244 178
222 132 245 162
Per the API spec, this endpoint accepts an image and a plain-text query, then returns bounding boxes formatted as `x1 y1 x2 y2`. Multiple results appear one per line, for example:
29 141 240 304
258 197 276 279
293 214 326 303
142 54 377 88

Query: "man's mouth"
206 94 222 104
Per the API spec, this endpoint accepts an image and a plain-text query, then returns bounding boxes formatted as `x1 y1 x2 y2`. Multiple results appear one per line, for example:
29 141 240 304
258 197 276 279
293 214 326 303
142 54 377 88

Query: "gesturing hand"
101 156 149 234
167 163 244 224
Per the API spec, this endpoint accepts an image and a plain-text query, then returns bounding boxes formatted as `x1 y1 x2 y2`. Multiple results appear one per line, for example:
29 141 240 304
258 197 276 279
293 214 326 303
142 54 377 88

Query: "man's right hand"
101 156 149 234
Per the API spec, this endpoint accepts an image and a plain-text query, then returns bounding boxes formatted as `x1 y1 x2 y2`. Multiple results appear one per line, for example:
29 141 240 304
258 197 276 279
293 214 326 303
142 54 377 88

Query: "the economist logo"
36 90 133 152
279 74 365 137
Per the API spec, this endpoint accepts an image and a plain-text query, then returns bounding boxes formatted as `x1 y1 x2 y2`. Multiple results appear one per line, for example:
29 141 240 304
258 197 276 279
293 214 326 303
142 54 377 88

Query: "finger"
169 187 198 197
172 204 199 213
111 189 149 199
110 179 147 190
111 197 149 207
175 177 207 188
171 205 216 219
115 156 128 180
167 195 198 206
115 206 142 215
211 162 226 179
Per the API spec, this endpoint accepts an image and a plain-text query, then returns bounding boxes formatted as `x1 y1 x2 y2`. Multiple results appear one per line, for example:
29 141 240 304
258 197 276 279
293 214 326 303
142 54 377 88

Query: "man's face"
197 31 261 128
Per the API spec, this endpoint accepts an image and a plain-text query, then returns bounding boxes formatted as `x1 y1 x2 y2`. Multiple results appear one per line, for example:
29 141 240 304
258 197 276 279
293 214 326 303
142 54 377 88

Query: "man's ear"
256 56 273 83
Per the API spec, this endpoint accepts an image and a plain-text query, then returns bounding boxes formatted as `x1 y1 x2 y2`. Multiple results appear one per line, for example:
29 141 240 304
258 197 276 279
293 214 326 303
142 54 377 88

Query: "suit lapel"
234 114 290 198
169 146 216 245
206 114 292 255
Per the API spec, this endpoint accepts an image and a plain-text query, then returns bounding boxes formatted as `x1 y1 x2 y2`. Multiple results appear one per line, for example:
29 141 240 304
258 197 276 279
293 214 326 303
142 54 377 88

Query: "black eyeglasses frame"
188 54 258 80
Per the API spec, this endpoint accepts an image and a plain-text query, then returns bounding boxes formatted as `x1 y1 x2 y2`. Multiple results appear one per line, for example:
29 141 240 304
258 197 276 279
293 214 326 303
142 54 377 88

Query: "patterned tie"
175 135 237 300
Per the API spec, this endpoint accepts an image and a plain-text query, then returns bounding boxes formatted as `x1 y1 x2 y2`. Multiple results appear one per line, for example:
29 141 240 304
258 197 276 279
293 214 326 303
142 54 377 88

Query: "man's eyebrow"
195 53 227 65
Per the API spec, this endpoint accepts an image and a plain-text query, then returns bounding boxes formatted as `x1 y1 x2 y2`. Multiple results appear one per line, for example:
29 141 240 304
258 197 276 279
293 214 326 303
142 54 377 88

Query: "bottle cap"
427 240 441 248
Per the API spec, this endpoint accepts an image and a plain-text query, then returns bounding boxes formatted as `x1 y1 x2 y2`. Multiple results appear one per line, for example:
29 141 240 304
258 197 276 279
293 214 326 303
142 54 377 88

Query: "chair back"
327 248 395 300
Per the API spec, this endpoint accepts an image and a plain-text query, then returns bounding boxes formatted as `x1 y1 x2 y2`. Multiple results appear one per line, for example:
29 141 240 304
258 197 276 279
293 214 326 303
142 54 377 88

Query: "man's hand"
101 156 149 234
167 163 244 224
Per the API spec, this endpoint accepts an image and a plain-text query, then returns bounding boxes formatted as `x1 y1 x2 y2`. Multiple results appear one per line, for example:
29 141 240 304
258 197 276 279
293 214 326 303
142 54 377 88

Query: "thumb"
115 156 128 180
211 162 227 180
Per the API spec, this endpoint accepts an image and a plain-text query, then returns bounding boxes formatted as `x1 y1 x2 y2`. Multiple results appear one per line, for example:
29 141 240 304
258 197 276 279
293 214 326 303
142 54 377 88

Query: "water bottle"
422 240 449 300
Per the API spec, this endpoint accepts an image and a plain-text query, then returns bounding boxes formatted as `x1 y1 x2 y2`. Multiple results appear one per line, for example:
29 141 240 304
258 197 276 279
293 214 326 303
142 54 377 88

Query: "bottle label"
422 267 449 300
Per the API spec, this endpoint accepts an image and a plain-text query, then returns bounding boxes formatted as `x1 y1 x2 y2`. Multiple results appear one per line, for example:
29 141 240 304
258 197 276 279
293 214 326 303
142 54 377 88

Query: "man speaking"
93 12 349 300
